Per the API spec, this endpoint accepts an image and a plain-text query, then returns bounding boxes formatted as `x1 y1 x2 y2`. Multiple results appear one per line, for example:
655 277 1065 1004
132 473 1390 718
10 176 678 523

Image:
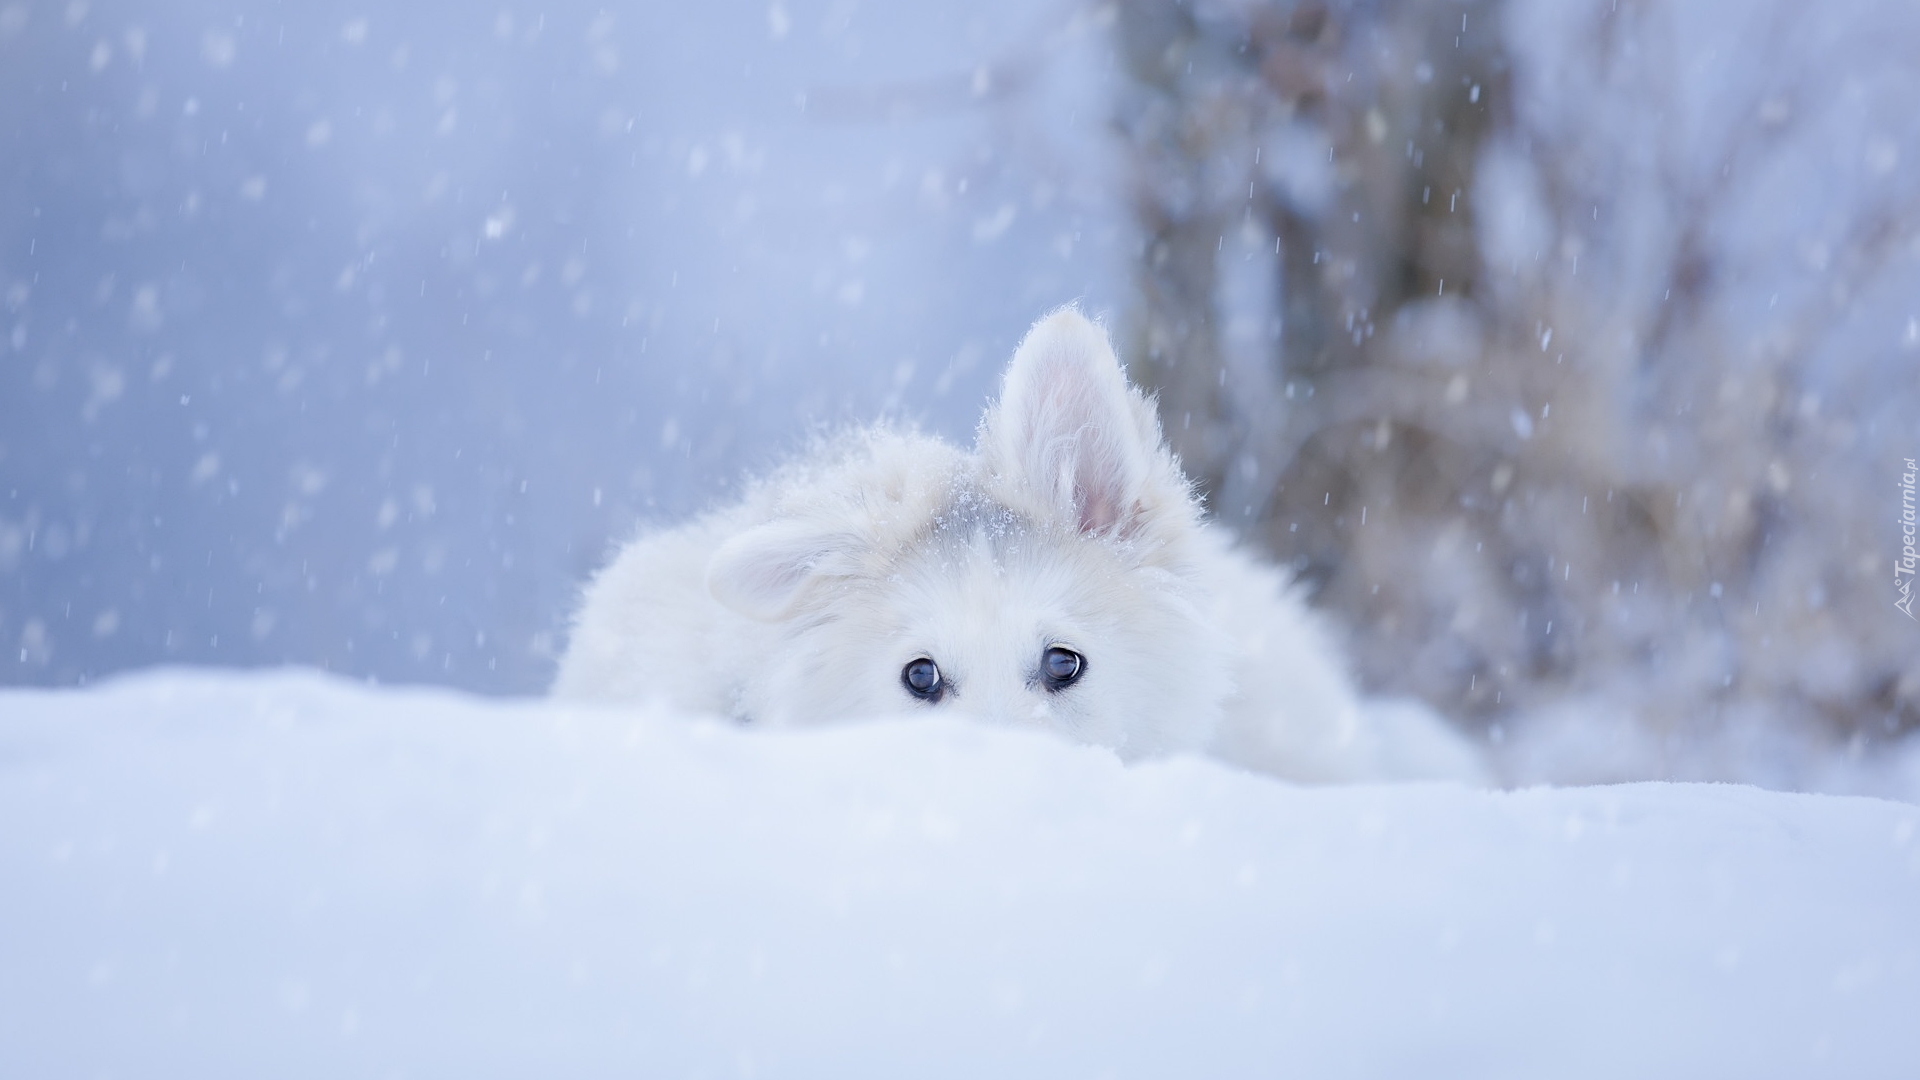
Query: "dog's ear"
980 307 1168 537
707 519 862 621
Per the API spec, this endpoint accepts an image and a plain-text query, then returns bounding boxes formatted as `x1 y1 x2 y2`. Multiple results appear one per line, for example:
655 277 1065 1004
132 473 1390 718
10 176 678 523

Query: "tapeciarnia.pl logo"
1899 457 1917 619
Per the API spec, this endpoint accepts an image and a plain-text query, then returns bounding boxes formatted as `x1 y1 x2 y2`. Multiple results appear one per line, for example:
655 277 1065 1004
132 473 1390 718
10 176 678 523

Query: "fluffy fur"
554 308 1487 783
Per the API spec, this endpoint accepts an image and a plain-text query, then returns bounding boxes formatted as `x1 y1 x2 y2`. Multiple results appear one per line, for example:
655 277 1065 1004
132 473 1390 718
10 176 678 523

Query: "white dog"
555 309 1486 783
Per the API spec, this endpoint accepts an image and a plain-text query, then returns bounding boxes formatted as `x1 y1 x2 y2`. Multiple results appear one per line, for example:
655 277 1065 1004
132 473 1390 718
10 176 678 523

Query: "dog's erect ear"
981 307 1166 536
707 519 862 621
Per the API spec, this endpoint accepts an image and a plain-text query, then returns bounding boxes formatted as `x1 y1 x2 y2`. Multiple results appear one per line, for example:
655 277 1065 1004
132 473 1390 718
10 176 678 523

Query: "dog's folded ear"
706 519 863 621
980 307 1176 538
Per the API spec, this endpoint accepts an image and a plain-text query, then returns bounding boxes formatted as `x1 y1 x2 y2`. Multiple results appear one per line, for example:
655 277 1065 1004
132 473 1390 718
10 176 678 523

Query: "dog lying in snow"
554 308 1486 783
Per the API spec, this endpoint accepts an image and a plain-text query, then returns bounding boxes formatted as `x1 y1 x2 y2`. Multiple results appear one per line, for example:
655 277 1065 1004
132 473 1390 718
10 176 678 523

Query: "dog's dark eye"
1041 646 1084 691
901 657 943 701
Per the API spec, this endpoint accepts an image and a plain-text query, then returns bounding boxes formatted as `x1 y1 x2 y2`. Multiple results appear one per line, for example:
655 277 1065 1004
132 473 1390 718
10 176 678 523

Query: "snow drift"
1 670 1916 1078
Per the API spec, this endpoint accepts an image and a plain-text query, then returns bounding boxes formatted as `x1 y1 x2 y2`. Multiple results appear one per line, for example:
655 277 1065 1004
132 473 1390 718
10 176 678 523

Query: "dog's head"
706 308 1231 757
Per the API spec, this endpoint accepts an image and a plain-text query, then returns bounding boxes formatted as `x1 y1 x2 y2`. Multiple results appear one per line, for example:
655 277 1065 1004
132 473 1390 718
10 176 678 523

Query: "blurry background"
0 0 1128 690
3 0 1916 790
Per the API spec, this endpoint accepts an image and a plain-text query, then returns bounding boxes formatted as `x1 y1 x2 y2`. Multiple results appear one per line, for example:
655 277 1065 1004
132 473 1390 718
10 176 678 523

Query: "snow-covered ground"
2 671 1915 1077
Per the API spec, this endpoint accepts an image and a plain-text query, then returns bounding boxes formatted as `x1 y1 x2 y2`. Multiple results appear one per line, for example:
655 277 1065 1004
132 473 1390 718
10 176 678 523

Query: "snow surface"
2 671 1917 1079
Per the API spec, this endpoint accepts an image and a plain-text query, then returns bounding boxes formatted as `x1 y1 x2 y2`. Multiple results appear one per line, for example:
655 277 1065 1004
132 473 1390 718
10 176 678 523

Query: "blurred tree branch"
1112 0 1920 775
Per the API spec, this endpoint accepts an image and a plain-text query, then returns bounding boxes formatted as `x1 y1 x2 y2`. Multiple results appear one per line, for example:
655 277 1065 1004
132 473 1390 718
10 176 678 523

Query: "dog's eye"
1041 646 1084 691
901 657 943 701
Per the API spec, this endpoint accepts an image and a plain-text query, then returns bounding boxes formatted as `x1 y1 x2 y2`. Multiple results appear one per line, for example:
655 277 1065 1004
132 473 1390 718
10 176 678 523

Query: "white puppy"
555 309 1486 783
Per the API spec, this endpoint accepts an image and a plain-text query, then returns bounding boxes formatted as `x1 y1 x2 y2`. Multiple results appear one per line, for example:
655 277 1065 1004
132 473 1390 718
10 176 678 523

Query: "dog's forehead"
904 487 1108 611
925 484 1031 555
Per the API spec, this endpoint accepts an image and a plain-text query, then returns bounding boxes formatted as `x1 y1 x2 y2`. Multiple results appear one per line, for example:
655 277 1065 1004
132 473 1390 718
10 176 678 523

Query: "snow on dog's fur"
555 308 1486 782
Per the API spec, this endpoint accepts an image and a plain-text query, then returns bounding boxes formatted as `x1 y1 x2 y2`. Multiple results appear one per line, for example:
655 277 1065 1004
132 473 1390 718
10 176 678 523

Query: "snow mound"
2 670 1916 1078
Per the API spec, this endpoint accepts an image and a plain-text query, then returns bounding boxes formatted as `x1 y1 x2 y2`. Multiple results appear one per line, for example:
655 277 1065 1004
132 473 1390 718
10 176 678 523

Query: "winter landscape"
3 0 1918 1075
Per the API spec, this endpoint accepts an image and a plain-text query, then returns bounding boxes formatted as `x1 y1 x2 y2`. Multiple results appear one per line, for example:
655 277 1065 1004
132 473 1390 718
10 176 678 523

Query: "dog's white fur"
554 309 1487 783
